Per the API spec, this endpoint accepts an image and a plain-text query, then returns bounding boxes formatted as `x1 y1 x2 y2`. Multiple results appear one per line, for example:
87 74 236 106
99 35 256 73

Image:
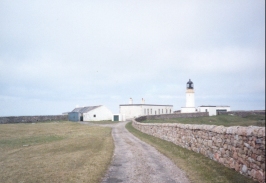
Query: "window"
151 109 152 114
144 109 146 115
162 109 163 114
166 109 168 114
155 111 156 115
205 109 208 112
158 109 160 114
93 114 96 117
170 109 171 113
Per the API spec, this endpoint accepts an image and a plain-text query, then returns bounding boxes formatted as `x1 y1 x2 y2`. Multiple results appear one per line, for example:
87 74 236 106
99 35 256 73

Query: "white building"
120 98 173 120
68 105 113 121
198 105 231 116
112 114 125 122
181 79 197 113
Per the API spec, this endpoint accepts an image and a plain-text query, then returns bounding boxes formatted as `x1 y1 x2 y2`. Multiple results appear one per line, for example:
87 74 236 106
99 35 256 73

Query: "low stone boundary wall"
0 115 68 124
223 111 265 118
132 120 265 182
136 112 209 122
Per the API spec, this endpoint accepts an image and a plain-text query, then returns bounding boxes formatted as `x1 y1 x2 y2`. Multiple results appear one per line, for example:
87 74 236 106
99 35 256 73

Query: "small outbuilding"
198 105 231 116
68 105 113 121
112 114 125 121
68 112 81 121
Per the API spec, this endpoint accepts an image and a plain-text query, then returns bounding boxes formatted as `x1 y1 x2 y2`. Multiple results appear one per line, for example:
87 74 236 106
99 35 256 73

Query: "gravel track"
99 121 190 183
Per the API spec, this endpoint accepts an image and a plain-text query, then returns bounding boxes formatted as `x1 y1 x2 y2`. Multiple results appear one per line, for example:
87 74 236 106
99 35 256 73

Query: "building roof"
71 106 101 113
119 104 173 107
199 105 230 107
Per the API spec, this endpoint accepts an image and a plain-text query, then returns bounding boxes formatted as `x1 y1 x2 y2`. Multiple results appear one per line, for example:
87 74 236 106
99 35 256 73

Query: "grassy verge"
0 121 114 183
142 114 265 127
126 122 257 183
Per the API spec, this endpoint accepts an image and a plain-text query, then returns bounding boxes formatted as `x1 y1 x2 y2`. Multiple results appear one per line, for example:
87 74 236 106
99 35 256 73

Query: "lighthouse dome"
186 79 194 89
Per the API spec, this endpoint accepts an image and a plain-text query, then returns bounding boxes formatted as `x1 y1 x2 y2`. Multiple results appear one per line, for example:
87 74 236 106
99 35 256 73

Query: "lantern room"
186 79 194 89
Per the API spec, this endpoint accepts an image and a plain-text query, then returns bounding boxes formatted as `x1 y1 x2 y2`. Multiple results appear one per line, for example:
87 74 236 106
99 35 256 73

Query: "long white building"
120 98 173 120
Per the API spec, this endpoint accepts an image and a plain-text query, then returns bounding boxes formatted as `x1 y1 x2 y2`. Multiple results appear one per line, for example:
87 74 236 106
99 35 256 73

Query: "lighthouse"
181 79 196 113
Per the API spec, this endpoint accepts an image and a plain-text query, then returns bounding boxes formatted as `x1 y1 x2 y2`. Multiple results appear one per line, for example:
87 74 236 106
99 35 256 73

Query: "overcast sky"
0 0 265 116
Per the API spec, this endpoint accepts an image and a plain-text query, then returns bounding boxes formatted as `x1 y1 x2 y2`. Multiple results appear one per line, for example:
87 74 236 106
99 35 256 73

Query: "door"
113 115 119 121
216 109 227 115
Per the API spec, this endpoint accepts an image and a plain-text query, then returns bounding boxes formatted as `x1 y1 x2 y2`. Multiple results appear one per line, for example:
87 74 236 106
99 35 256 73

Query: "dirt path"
100 121 190 183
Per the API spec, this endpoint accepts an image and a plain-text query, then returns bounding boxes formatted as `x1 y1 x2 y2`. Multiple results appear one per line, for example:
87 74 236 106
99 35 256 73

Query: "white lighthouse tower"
181 79 196 113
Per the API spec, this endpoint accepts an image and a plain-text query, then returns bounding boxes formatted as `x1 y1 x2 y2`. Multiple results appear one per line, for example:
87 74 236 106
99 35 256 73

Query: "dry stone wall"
132 120 265 182
224 110 265 118
0 115 68 124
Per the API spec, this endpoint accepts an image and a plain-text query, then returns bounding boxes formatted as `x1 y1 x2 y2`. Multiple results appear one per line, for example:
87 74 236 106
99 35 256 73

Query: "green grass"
0 135 64 148
87 120 119 124
0 121 114 183
126 122 258 183
141 114 265 127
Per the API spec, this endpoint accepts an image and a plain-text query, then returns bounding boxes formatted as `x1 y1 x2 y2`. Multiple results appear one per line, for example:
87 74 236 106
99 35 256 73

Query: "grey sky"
0 1 265 116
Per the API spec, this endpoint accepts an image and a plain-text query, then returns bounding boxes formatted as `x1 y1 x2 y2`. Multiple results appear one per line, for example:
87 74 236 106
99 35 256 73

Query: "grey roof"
71 106 101 113
199 105 230 107
119 104 173 107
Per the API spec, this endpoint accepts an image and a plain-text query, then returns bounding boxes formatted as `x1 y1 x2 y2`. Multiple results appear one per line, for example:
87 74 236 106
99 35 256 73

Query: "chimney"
142 98 145 104
129 98 133 104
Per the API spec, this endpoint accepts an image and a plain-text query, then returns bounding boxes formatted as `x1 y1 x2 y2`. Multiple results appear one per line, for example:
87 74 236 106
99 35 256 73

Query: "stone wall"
132 120 265 182
136 112 209 122
224 110 265 118
0 115 68 124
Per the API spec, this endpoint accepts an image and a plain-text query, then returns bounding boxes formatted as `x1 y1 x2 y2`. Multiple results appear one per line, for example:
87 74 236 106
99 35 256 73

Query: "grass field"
142 114 265 127
0 121 114 183
87 120 119 124
126 122 258 183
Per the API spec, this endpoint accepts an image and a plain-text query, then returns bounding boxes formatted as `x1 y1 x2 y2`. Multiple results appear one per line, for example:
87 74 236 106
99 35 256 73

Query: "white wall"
181 107 196 113
120 106 142 120
142 106 173 115
83 105 113 121
186 89 195 107
198 106 231 116
199 107 216 116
